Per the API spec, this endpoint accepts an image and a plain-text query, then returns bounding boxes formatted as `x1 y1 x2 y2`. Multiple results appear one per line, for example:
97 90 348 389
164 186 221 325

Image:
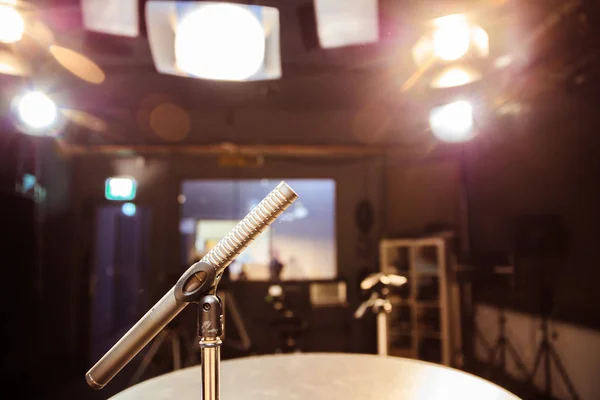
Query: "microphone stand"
197 295 223 400
86 181 298 398
354 273 407 356
172 262 225 400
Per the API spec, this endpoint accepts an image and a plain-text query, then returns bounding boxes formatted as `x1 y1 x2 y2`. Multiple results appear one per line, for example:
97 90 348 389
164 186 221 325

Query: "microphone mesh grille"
201 182 297 273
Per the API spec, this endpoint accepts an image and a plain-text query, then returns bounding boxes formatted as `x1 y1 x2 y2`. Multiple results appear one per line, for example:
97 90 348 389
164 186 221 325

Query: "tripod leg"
548 346 580 400
505 340 530 379
529 343 544 386
130 331 168 384
486 339 502 378
183 331 199 366
476 326 493 353
172 333 182 370
223 291 252 351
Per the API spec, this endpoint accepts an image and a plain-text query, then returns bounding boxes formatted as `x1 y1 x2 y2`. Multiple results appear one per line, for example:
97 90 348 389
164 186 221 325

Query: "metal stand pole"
198 295 223 400
377 311 388 356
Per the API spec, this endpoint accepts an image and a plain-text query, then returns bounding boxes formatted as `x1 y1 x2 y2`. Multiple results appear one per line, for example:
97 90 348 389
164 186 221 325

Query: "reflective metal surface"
200 342 221 400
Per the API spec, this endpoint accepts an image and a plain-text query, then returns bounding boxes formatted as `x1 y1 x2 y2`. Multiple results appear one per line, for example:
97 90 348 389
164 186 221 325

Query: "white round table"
112 353 521 400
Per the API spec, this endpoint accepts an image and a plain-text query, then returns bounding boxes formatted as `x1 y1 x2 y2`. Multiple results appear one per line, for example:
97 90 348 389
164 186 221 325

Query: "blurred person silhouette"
269 249 284 281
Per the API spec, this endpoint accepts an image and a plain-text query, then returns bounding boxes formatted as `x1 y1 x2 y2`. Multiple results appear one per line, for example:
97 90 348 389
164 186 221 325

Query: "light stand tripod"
485 305 530 383
485 267 529 384
529 291 579 400
354 273 407 356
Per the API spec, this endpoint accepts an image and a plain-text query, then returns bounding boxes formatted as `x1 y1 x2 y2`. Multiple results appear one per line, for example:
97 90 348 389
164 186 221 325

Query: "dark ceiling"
1 0 598 149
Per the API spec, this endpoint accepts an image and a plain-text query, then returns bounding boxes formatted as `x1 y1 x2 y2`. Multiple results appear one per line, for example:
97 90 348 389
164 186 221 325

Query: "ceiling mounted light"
0 4 25 44
146 1 281 81
17 91 58 131
175 4 265 80
412 14 490 67
314 0 379 49
82 0 139 37
432 14 471 61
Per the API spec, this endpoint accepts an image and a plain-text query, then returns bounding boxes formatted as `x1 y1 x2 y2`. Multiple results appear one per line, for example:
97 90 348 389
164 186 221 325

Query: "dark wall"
68 151 462 368
68 155 386 365
0 133 72 394
465 95 600 329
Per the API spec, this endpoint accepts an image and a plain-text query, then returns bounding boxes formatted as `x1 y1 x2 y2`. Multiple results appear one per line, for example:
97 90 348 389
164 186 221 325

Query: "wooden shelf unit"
380 236 457 366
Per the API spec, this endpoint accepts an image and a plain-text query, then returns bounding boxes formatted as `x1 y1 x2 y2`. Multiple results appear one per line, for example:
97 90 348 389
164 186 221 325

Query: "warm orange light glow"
61 109 107 132
149 103 191 141
50 45 106 84
431 66 481 88
0 50 30 76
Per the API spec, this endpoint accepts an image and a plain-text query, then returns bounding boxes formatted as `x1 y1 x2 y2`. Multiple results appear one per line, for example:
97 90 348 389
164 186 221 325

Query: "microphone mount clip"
174 262 224 400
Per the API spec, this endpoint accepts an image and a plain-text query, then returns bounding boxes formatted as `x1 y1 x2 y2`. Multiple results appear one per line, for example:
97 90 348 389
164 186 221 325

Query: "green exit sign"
105 177 137 201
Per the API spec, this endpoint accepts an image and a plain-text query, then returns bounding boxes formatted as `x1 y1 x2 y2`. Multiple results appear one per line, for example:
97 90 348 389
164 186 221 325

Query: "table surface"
112 353 521 400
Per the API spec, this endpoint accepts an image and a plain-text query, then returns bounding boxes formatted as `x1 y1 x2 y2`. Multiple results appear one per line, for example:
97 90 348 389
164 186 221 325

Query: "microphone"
86 181 298 389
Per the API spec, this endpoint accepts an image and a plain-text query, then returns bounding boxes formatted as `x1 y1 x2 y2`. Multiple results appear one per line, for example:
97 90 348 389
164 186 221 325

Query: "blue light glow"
121 202 137 217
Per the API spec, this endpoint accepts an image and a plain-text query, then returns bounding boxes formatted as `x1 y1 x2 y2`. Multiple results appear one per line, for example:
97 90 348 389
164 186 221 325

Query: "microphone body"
86 182 297 389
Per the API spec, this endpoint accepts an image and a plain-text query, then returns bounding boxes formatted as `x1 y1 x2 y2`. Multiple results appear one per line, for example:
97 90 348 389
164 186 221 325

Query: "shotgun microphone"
86 181 297 389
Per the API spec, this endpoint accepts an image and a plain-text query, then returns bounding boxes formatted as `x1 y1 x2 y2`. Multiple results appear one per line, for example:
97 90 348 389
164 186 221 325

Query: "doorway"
90 204 152 362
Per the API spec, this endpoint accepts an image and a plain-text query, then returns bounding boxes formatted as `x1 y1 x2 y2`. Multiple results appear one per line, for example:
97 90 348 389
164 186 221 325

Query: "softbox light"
314 0 379 49
81 0 139 37
146 1 281 81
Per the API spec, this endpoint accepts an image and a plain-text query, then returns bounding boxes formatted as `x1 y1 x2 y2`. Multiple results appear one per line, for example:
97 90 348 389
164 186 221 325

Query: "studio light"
17 91 58 130
429 100 475 143
314 0 379 49
82 0 139 37
430 66 482 89
412 13 490 89
175 4 265 80
0 4 24 44
146 1 281 81
424 14 489 63
432 14 471 61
